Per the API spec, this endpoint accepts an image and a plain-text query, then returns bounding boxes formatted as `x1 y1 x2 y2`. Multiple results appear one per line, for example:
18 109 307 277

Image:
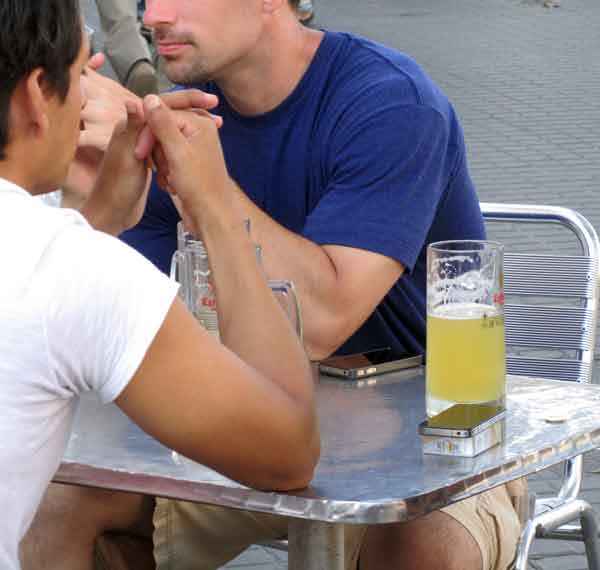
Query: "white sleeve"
38 224 179 403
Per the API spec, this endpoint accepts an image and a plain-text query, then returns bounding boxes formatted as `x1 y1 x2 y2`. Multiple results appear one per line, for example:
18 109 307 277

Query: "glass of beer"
426 240 505 417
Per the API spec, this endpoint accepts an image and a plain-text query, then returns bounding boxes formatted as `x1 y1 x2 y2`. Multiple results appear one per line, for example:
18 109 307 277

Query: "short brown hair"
289 0 300 8
0 0 82 159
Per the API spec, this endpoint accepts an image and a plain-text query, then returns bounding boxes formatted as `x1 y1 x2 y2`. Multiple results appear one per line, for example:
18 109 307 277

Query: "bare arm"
143 99 403 359
117 296 318 491
149 107 404 359
81 80 400 364
79 101 151 235
225 187 405 360
116 97 318 490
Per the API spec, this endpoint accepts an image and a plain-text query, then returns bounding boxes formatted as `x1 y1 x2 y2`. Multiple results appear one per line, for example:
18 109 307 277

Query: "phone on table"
318 347 423 379
418 404 506 438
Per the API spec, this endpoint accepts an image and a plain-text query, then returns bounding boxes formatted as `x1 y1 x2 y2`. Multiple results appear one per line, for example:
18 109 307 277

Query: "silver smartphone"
418 404 506 438
319 347 423 380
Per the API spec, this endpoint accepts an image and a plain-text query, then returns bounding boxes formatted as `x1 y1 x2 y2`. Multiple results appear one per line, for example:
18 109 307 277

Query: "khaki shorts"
153 484 521 570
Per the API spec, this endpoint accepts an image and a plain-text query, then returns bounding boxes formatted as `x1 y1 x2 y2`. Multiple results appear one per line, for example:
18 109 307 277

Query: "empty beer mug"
170 223 303 342
426 240 505 417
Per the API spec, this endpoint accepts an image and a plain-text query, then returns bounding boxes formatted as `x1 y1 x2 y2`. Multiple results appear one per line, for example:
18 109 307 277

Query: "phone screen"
320 348 412 370
426 404 504 430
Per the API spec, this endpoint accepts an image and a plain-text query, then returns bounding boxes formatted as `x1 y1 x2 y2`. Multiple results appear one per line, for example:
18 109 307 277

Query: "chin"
163 60 210 86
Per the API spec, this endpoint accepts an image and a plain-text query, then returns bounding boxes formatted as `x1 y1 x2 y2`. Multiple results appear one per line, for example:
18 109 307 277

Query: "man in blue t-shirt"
27 1 522 569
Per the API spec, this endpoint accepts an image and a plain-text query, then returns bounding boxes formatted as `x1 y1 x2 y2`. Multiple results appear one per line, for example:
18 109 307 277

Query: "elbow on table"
304 326 350 361
303 304 366 361
262 434 321 492
256 412 321 492
288 427 321 490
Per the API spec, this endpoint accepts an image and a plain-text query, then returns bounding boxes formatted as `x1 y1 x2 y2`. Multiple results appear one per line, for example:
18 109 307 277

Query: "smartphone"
419 404 506 438
318 347 423 379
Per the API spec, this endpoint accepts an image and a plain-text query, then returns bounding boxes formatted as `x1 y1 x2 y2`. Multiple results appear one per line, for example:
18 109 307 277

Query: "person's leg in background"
94 0 158 96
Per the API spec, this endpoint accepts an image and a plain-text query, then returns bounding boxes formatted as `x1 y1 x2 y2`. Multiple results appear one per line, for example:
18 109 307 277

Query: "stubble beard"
162 56 212 86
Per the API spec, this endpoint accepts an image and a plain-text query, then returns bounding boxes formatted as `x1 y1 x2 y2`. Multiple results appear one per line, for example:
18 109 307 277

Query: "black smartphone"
318 347 423 379
419 404 506 438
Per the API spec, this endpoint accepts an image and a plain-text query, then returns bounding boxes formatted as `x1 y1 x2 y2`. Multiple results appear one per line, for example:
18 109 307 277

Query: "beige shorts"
153 484 521 570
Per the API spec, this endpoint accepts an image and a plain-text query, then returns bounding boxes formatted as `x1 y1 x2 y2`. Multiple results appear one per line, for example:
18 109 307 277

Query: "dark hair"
289 0 301 8
0 1 82 159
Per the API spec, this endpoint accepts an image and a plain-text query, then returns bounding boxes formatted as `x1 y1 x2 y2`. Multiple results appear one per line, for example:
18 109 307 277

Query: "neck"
215 19 323 117
0 144 51 196
0 167 31 195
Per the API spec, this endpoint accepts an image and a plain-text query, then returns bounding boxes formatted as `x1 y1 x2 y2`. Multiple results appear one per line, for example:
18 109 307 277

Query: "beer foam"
429 302 500 319
428 240 503 311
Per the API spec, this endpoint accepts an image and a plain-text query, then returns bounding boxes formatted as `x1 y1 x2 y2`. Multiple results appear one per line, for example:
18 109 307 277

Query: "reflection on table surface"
58 369 600 524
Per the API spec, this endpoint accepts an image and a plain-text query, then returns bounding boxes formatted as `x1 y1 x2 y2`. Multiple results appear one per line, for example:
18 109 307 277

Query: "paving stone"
530 539 585 557
529 554 588 570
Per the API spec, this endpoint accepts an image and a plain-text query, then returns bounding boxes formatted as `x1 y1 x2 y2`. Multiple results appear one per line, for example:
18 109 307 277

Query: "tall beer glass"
426 240 505 417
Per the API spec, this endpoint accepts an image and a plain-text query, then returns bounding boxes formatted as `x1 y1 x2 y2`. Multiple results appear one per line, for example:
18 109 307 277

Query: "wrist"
60 188 88 210
180 178 241 235
79 193 125 236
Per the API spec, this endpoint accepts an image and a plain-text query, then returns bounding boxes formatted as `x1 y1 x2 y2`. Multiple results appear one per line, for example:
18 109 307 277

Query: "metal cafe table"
56 368 600 569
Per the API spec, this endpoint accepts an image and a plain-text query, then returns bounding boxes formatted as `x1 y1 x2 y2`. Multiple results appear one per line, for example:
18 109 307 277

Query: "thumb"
143 94 187 163
110 100 144 143
86 52 105 72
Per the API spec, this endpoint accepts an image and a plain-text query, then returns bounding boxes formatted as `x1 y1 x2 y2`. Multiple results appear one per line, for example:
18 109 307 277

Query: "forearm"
197 205 315 405
59 188 88 210
79 165 151 236
231 188 351 359
79 194 123 235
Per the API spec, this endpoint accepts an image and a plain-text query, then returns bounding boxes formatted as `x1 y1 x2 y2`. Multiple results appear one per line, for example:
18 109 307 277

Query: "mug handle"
170 250 182 281
170 251 187 302
268 279 304 343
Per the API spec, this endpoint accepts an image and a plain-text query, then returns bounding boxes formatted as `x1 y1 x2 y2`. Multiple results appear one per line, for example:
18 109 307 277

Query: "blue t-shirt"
121 31 485 356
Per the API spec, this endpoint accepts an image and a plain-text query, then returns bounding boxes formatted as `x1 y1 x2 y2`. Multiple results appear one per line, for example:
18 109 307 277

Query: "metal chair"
481 202 600 570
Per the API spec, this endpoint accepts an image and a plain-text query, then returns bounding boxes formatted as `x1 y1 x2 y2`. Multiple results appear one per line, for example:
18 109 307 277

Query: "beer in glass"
426 240 505 417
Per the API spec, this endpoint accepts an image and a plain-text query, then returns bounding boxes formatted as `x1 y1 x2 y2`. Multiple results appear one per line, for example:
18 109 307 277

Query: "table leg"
288 520 346 570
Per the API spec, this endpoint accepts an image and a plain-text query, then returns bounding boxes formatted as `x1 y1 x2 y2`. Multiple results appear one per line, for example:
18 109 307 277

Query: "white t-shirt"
0 179 178 569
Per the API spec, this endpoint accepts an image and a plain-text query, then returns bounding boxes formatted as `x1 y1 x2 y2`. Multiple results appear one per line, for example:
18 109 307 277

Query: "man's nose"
143 0 176 28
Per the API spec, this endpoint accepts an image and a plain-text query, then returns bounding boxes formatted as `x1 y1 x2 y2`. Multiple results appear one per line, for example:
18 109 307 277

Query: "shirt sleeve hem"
304 228 419 274
98 279 179 404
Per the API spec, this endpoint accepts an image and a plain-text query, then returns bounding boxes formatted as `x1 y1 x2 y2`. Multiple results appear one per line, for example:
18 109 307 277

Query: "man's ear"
19 68 51 138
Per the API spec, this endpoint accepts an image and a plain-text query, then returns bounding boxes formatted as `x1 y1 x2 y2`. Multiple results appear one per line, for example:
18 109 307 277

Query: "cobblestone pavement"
82 1 600 568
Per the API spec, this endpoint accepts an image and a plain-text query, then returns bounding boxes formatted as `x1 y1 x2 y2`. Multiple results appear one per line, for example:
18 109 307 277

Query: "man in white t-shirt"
0 2 319 569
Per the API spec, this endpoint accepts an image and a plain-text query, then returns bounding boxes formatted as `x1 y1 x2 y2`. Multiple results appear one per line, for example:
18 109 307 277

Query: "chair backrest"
481 203 600 502
481 203 600 385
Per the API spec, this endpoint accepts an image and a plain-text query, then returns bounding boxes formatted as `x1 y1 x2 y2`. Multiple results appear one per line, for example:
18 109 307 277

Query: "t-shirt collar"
0 177 32 198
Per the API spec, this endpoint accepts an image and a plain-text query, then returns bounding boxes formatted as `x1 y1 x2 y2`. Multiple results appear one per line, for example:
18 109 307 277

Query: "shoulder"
47 220 165 280
321 31 448 111
3 193 92 267
38 222 177 403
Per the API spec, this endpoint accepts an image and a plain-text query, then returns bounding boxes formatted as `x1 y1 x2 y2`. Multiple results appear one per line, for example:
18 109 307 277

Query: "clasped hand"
77 61 229 235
